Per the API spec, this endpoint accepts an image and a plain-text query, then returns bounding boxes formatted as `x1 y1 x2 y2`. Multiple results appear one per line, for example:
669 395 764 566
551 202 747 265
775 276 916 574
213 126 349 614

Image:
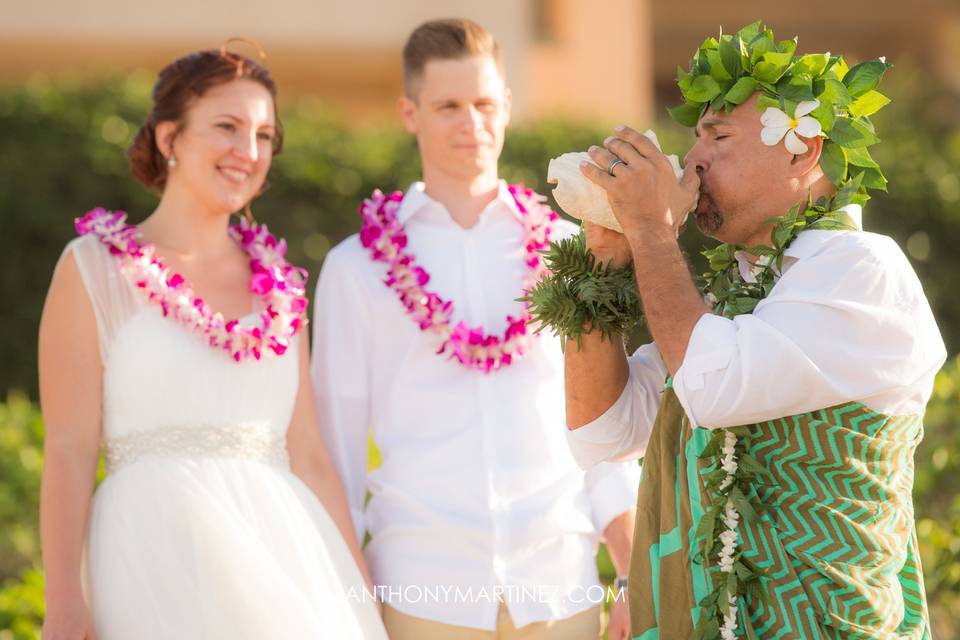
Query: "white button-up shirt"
566 205 947 468
311 181 639 630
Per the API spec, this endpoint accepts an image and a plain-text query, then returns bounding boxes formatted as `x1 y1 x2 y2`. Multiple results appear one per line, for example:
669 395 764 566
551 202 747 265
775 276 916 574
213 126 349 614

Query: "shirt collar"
395 180 522 226
782 203 862 261
734 204 862 282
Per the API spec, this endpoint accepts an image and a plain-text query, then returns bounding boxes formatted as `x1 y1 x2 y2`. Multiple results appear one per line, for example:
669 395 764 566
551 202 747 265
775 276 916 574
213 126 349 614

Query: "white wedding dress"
66 235 387 639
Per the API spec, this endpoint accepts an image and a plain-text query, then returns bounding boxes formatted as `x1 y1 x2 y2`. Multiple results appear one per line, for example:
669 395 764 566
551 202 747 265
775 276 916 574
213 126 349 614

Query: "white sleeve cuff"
565 381 641 469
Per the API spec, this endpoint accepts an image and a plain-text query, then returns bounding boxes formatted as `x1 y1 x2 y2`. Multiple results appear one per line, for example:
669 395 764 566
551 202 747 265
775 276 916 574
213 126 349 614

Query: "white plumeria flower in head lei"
760 99 823 154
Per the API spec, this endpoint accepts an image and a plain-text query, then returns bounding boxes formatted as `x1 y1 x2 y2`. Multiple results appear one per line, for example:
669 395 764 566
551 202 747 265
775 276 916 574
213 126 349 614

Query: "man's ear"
398 95 418 135
789 134 824 177
155 120 178 160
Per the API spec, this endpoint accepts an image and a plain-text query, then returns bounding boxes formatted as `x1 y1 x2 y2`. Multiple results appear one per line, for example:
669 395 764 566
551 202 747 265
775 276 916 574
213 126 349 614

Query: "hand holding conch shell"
547 130 686 233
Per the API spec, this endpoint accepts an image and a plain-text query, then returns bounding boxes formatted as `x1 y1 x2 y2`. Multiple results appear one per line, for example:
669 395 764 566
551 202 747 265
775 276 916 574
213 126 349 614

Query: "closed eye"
217 122 236 132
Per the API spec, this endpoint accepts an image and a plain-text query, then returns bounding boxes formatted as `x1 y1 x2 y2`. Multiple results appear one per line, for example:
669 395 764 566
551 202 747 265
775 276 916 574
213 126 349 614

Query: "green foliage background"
0 70 957 637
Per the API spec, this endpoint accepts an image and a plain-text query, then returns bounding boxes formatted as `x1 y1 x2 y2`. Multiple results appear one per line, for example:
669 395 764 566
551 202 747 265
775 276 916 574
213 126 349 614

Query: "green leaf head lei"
671 20 891 204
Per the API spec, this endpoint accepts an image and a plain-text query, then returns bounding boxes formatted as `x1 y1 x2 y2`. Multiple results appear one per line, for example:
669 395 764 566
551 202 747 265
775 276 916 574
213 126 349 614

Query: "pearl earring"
167 155 177 168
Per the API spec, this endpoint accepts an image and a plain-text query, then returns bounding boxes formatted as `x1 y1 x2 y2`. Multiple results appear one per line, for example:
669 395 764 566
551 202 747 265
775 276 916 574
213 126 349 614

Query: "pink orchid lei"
75 208 308 362
359 184 559 373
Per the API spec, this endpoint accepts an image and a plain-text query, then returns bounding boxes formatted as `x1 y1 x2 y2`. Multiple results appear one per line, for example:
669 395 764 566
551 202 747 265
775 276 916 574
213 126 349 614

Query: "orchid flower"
359 185 558 373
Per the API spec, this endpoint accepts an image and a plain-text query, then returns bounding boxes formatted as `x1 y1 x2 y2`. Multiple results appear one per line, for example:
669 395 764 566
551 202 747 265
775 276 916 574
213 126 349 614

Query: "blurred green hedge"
2 70 959 398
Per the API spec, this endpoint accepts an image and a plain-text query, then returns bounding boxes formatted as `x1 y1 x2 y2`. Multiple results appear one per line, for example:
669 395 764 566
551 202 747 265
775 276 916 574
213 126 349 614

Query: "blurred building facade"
0 0 652 125
1 0 958 125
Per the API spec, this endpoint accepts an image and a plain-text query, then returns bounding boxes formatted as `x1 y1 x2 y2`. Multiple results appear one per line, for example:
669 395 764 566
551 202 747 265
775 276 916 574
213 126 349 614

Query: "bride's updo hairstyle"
128 39 284 192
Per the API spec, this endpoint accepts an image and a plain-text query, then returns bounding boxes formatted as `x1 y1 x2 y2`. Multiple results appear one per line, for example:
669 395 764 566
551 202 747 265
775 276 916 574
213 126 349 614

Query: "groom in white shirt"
311 17 637 640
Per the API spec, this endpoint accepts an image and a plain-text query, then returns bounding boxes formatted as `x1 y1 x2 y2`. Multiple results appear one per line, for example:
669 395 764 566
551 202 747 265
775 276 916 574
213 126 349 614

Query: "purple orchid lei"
359 184 559 373
75 208 308 362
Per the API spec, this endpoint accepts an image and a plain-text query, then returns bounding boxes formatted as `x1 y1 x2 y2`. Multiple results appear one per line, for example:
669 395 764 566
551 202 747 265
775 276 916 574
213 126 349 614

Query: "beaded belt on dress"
103 424 290 473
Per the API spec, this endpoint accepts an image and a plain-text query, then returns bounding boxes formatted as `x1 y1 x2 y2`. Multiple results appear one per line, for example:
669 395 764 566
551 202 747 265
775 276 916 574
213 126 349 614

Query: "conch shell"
547 130 685 233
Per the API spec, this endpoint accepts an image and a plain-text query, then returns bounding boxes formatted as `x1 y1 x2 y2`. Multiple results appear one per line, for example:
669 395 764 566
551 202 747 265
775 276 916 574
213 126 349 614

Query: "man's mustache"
698 183 712 201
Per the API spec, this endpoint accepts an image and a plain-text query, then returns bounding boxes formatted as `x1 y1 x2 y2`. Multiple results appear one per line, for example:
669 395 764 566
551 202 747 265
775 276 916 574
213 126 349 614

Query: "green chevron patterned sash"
628 387 930 639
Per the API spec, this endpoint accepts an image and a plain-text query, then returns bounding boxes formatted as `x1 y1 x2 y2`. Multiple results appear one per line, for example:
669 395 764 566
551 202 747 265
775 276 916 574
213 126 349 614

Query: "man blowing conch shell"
539 21 945 639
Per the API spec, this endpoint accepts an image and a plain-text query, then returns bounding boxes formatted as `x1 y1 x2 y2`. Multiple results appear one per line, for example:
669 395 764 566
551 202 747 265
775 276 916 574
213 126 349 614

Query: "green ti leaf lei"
528 21 889 639
701 173 863 321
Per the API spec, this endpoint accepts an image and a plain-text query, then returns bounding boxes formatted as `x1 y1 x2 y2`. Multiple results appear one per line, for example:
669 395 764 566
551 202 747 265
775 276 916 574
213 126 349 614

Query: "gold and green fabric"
628 385 929 639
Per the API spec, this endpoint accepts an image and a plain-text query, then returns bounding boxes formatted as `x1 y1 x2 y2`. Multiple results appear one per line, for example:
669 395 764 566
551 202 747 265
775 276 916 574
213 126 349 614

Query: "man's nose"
684 144 707 174
463 105 484 130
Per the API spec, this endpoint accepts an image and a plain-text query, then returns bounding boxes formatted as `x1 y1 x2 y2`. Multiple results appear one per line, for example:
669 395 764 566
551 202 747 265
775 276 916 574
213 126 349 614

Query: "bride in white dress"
37 45 388 639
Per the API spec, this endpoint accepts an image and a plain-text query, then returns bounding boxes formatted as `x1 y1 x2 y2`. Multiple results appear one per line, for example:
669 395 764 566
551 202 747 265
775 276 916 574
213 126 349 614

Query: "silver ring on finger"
607 157 625 176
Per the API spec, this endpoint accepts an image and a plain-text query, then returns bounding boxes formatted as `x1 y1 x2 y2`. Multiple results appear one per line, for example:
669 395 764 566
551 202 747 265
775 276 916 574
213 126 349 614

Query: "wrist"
624 220 675 244
627 227 678 262
44 583 85 603
594 251 632 270
614 576 629 592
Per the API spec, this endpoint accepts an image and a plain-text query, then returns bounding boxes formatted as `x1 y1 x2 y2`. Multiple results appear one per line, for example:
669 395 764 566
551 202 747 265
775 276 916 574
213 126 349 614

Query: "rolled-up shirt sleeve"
672 232 947 429
565 342 668 469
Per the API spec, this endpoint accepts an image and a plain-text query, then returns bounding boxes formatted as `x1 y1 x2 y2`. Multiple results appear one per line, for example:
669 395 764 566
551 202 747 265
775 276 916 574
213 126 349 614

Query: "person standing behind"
312 18 637 640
